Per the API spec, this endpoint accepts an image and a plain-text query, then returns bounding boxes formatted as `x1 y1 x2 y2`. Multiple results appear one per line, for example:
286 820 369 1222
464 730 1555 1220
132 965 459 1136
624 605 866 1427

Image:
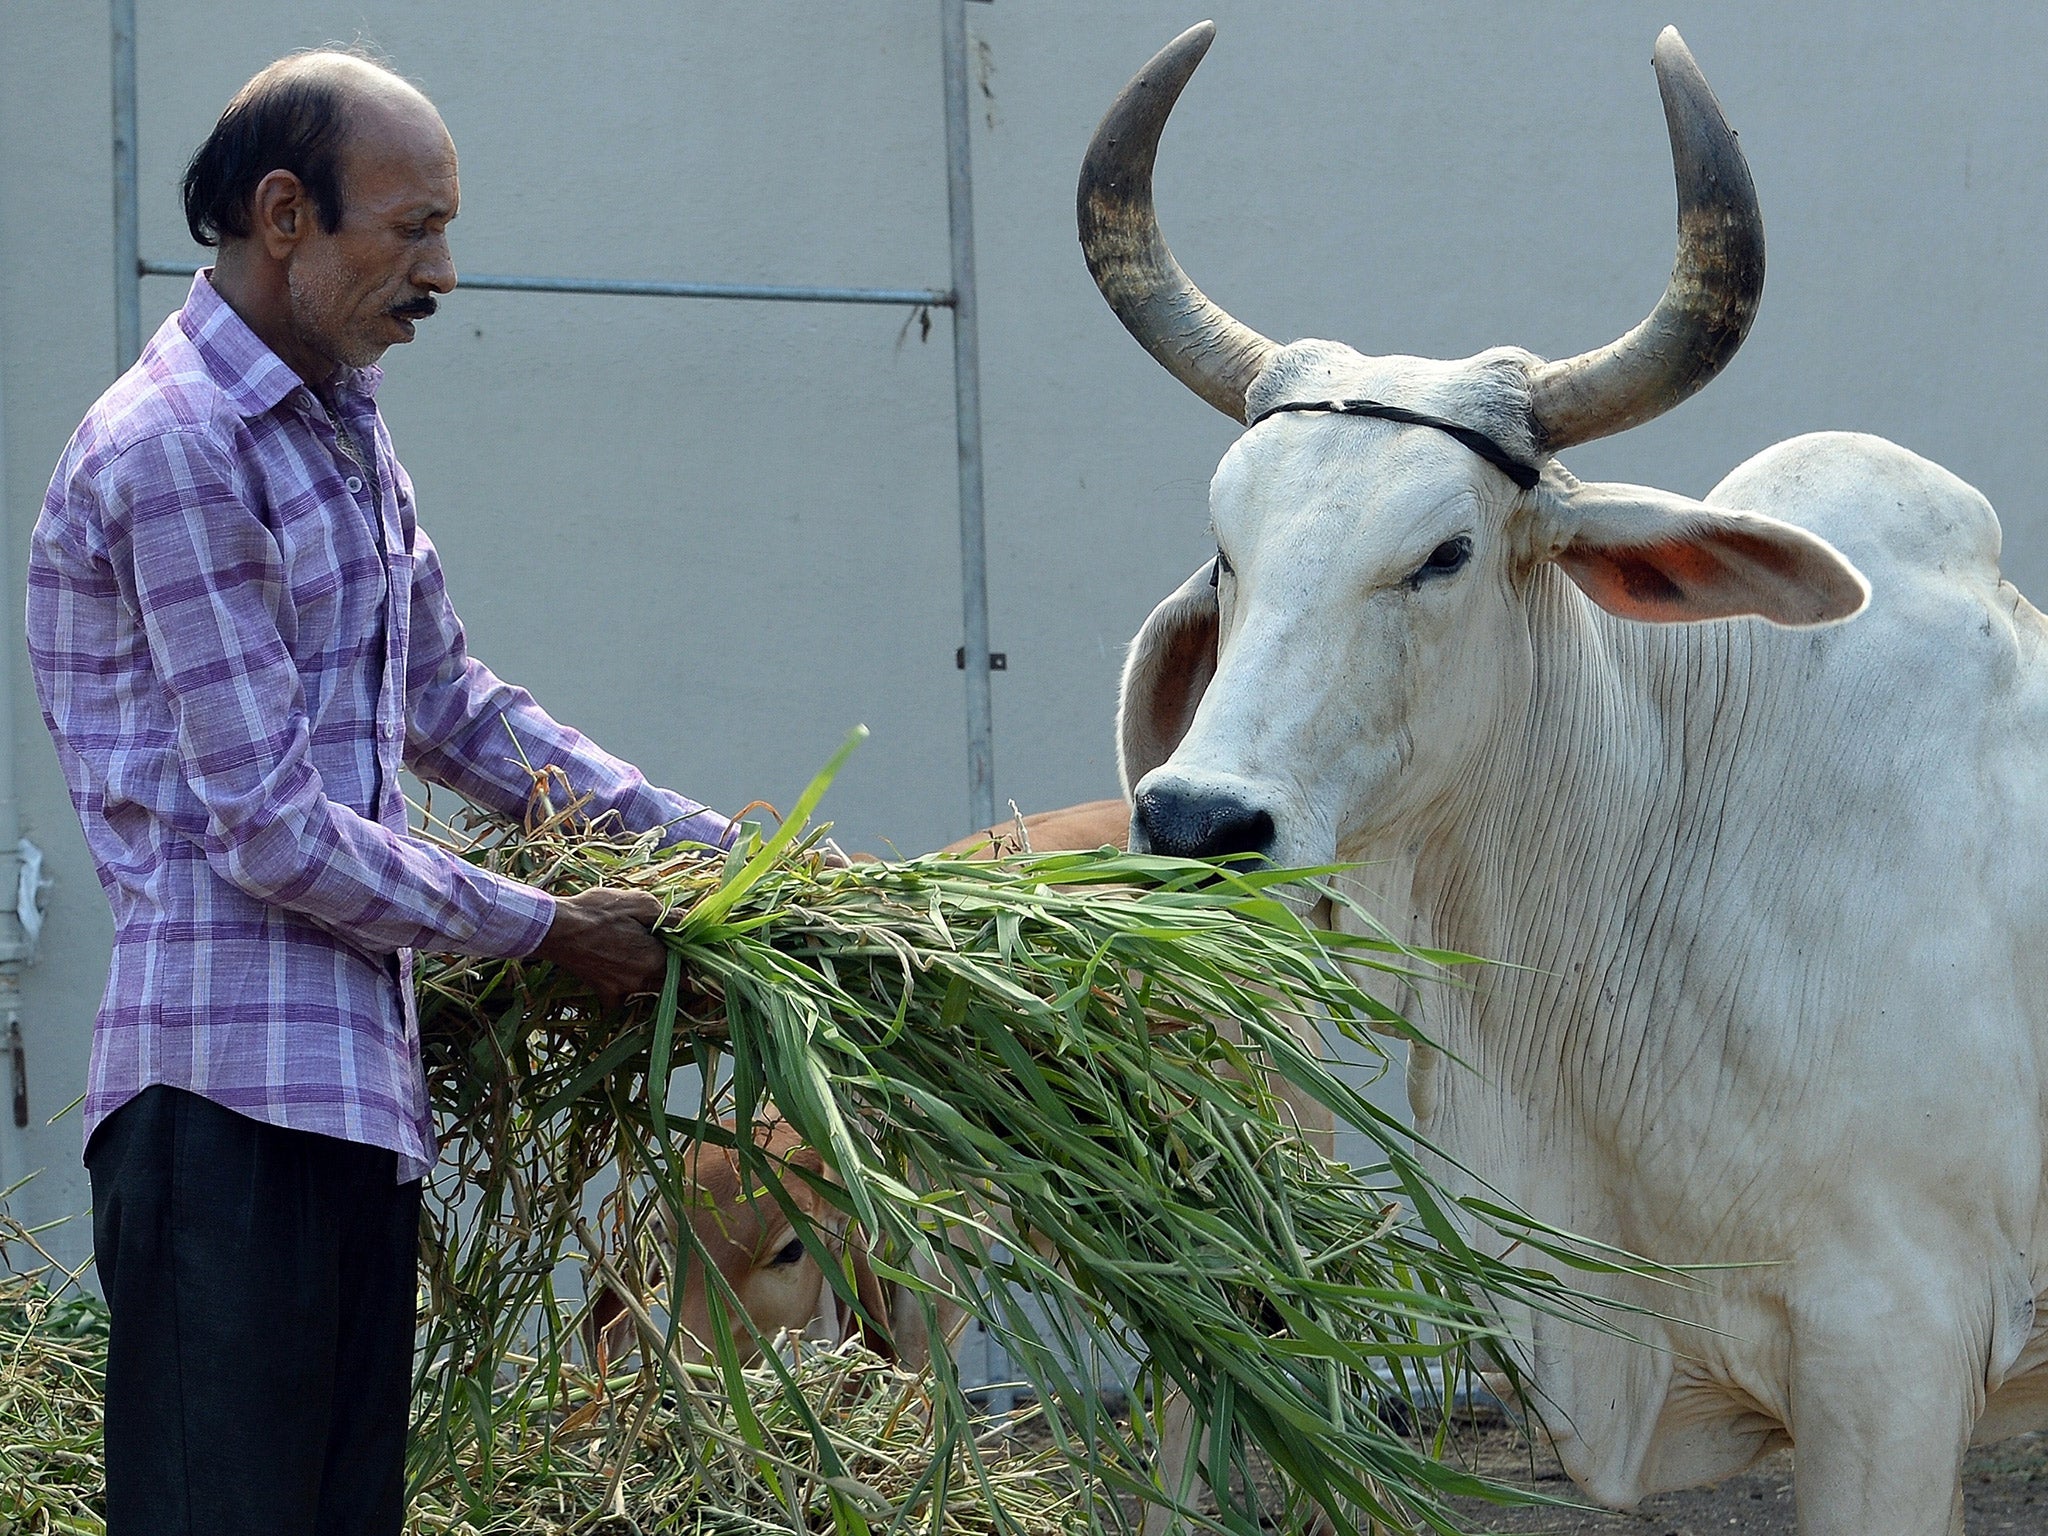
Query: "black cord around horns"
1247 398 1541 490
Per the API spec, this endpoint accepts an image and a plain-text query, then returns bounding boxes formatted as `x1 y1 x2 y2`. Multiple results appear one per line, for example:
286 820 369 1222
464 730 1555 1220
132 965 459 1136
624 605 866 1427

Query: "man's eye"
1411 536 1472 584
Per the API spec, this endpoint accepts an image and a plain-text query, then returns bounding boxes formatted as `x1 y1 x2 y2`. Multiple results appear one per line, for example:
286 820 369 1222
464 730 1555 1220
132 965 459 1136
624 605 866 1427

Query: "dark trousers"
86 1085 421 1536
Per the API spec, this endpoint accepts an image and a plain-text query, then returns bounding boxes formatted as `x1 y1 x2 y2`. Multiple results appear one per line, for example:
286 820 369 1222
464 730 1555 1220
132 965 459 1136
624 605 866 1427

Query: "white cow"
1081 23 2048 1535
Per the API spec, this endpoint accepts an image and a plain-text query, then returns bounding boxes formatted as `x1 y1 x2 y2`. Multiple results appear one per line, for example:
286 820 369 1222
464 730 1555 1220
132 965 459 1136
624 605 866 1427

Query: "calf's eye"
769 1237 806 1267
1412 535 1472 584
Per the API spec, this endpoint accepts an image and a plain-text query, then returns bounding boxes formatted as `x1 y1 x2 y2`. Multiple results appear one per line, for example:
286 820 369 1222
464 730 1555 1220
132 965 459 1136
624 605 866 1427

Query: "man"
28 50 724 1533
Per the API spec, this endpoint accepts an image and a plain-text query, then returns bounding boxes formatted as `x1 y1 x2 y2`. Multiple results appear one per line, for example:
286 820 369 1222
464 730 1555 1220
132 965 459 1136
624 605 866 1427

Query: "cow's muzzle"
1133 780 1276 862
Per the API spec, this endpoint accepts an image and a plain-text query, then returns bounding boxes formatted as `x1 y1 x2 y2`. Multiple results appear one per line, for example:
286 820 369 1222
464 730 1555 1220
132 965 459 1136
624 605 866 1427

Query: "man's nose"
415 236 456 294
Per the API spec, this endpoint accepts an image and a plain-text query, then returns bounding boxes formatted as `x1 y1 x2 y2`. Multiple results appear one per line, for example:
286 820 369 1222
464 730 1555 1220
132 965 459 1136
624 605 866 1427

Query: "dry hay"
0 1208 1079 1536
0 1215 104 1536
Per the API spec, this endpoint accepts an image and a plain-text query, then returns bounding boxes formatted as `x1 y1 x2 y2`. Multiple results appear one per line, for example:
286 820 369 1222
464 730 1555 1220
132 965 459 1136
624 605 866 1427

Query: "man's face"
286 95 458 374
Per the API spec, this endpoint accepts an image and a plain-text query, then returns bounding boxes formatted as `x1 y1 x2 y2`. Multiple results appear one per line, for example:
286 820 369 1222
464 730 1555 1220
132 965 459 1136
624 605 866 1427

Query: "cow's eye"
1412 536 1472 584
769 1237 806 1267
1210 550 1233 587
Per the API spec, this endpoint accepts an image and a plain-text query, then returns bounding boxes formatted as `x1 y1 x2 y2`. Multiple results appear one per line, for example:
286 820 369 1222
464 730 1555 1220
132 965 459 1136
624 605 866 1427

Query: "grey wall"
5 1 2045 1258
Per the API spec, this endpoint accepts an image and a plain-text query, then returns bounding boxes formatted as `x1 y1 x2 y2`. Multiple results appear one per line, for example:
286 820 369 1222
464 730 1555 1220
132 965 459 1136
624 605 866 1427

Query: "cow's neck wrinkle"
1391 569 1812 1225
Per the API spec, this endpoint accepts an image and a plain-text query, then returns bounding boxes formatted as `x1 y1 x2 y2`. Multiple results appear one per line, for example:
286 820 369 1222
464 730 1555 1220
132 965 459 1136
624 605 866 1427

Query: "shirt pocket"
278 493 386 668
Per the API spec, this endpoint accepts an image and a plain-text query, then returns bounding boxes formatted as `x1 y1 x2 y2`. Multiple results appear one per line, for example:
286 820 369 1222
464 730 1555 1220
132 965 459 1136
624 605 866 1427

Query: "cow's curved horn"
1077 22 1278 424
1527 28 1765 452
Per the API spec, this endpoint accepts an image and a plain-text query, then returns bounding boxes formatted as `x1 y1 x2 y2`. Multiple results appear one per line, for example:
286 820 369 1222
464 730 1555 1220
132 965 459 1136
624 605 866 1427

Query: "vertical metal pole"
941 0 996 833
112 0 142 372
0 269 29 1189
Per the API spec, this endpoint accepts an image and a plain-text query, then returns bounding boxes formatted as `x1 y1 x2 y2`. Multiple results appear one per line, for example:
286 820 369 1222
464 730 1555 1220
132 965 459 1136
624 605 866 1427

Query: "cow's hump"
1706 430 2002 595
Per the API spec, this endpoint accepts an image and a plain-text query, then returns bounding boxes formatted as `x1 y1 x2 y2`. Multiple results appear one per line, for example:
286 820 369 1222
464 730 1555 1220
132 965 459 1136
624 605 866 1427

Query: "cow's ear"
1118 563 1220 795
1541 473 1869 627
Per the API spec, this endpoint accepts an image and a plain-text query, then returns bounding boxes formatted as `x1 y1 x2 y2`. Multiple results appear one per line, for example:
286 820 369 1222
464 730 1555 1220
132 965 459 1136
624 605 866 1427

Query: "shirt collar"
177 270 384 420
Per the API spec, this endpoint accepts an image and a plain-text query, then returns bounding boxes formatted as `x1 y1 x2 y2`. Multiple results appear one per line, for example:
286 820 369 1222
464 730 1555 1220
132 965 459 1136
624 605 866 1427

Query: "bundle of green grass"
408 732 1602 1534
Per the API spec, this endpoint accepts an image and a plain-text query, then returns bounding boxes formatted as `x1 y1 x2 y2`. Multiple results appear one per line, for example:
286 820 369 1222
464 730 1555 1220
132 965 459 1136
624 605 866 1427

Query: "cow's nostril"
1135 785 1275 861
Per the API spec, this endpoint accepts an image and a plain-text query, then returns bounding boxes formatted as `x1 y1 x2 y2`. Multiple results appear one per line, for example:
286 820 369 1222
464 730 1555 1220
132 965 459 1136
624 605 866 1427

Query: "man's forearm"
408 664 732 847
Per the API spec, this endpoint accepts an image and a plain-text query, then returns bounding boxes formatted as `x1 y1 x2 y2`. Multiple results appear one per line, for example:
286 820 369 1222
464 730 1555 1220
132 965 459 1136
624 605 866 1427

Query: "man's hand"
533 888 669 1011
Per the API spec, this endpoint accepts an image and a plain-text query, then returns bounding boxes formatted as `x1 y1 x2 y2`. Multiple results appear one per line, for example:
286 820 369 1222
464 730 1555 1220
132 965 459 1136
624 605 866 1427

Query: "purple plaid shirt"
30 273 729 1180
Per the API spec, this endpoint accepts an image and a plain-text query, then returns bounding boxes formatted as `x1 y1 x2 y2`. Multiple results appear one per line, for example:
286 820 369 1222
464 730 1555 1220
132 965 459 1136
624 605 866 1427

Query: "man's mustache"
391 296 438 321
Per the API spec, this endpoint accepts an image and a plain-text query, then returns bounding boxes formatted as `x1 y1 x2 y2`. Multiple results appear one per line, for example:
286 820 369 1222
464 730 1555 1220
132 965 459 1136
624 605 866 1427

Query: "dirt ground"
1436 1418 2048 1534
1014 1394 2048 1531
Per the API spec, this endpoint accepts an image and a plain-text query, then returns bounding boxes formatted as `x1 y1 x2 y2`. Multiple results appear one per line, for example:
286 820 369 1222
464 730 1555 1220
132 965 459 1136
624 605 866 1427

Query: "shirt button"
346 476 364 494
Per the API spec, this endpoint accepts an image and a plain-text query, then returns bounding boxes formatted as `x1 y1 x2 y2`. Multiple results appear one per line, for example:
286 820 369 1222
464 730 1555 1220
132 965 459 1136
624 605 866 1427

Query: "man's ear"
1117 563 1219 796
251 168 314 260
1539 474 1870 627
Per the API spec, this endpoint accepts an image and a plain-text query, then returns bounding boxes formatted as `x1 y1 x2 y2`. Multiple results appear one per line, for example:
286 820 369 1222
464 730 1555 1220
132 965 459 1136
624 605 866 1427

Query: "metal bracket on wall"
956 648 1007 670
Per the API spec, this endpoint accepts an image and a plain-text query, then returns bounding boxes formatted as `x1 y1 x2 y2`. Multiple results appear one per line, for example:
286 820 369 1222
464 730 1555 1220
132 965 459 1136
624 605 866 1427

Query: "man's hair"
181 49 398 247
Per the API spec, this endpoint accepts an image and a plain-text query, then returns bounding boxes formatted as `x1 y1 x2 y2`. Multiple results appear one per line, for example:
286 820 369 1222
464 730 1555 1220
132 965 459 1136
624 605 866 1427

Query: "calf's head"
670 1120 889 1366
1085 25 1869 868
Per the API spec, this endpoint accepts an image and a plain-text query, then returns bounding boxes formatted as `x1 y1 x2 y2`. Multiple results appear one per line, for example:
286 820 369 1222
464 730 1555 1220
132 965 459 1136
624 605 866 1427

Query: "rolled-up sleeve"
401 525 733 849
103 430 554 958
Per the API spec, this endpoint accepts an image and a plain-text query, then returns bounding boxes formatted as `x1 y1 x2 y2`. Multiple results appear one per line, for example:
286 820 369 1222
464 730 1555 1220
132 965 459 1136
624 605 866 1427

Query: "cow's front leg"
1788 1308 1974 1536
